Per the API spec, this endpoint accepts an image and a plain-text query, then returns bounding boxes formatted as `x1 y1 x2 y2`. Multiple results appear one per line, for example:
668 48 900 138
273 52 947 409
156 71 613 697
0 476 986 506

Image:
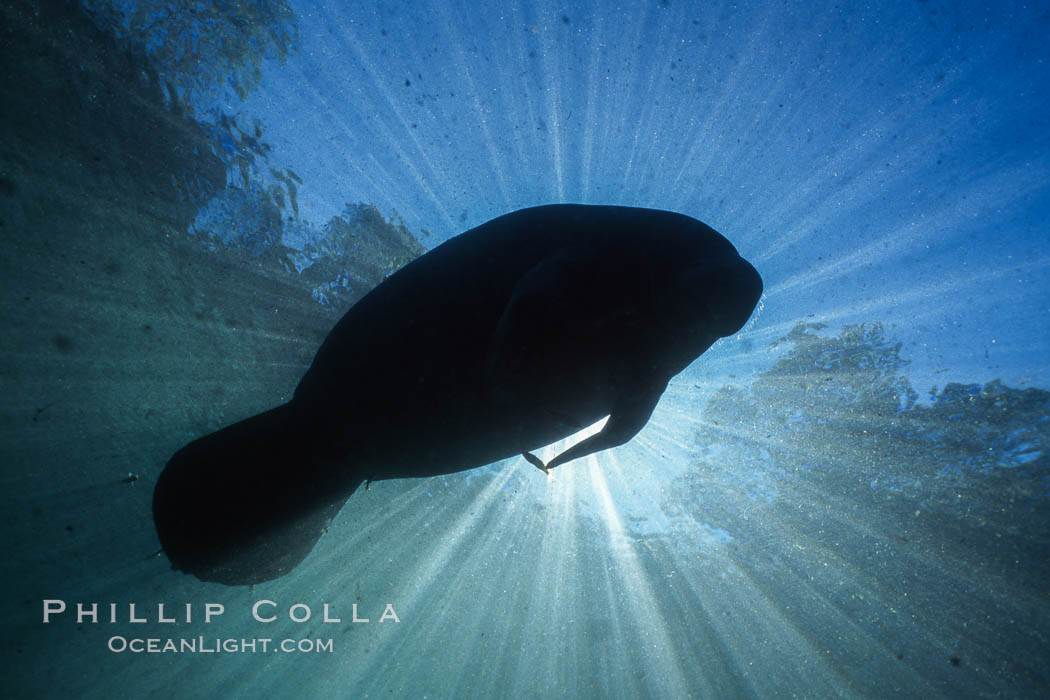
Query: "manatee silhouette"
153 204 762 585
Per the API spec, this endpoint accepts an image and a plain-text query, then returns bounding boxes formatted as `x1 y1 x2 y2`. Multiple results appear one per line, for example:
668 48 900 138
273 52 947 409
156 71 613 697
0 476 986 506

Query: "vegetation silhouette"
80 0 299 106
695 322 1048 514
671 321 1050 695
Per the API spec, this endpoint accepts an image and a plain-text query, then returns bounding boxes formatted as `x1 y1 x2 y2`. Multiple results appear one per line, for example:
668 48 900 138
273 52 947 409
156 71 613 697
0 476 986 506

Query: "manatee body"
153 204 762 585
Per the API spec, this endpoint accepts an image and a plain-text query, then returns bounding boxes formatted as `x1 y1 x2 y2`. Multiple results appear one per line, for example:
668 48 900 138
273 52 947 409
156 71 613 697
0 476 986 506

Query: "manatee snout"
677 256 763 338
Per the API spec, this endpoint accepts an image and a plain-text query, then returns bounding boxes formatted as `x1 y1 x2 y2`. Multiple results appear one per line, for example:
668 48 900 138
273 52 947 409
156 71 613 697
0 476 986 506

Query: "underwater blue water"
1 0 1048 698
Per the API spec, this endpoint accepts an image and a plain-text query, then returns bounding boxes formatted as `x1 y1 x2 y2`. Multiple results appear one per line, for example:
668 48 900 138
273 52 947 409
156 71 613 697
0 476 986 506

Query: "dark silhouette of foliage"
79 0 299 107
0 0 228 231
674 322 1050 696
56 1 426 303
690 321 1048 522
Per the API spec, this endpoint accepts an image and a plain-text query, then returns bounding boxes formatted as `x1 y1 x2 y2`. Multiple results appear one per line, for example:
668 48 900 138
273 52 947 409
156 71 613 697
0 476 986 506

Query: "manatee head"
675 255 763 338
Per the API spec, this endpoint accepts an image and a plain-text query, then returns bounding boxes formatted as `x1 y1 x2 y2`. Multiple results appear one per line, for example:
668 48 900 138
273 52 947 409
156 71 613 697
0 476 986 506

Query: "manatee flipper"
522 451 548 474
544 383 665 470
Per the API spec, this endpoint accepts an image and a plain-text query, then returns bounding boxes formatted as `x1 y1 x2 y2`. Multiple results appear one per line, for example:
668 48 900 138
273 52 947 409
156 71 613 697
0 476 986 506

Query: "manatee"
153 204 762 585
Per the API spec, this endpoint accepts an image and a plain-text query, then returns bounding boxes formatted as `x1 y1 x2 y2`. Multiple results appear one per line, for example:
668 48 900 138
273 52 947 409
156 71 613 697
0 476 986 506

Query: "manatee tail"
152 403 362 586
